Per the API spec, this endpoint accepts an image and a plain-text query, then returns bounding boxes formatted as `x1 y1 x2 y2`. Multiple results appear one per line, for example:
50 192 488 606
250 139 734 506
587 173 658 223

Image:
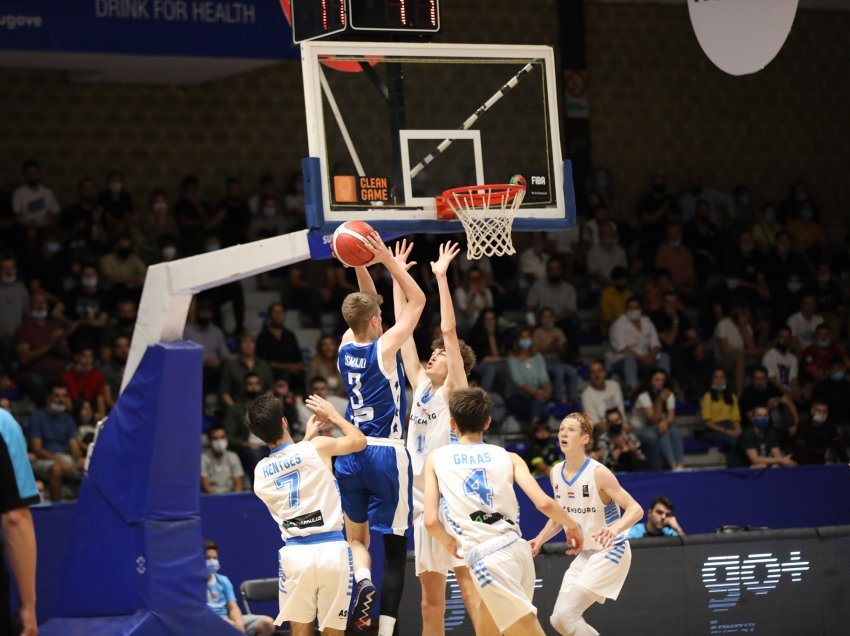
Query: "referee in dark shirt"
1 408 39 635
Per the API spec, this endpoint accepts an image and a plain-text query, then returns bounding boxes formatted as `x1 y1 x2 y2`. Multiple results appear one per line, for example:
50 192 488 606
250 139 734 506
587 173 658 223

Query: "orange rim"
436 183 525 220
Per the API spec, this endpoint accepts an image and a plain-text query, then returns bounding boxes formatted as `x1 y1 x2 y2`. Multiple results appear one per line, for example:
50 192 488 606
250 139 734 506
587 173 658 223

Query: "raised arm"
510 453 582 554
306 395 367 465
391 239 426 388
423 454 460 558
593 465 643 547
432 241 468 392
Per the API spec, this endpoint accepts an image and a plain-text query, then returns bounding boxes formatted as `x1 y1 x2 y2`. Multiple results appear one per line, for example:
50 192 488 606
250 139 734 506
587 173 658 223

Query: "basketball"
332 220 376 267
509 173 527 188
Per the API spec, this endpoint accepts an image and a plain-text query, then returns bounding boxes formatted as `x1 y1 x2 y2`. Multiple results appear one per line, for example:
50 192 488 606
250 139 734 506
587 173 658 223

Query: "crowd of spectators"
2 159 849 500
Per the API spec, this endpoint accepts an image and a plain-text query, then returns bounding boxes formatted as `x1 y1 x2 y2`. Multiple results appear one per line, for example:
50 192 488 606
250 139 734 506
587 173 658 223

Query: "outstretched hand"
430 241 460 277
305 394 337 423
304 414 327 440
392 238 417 272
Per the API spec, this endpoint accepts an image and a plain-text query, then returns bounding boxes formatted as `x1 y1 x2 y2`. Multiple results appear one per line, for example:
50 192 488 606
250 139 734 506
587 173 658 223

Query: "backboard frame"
300 40 576 235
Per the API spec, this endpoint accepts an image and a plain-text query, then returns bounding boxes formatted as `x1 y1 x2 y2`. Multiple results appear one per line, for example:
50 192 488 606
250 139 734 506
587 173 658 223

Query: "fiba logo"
531 176 546 185
701 550 810 612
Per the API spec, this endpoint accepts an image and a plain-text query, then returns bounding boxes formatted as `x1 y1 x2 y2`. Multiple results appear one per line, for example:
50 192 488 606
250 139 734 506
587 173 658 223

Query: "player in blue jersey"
336 231 426 635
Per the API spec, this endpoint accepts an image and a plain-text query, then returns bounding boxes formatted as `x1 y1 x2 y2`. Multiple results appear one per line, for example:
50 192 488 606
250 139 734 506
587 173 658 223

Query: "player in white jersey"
395 240 482 634
424 388 584 636
247 393 367 636
530 412 643 636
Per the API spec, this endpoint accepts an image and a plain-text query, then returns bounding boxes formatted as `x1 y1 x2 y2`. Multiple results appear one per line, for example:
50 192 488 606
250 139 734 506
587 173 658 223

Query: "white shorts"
466 538 536 633
277 533 353 631
413 514 465 576
561 541 631 601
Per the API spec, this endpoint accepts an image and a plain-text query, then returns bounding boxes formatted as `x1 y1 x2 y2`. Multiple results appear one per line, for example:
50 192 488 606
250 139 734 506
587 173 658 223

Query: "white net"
444 186 526 260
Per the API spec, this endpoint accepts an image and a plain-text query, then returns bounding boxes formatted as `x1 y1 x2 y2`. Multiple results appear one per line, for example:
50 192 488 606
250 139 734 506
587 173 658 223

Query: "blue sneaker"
351 578 376 630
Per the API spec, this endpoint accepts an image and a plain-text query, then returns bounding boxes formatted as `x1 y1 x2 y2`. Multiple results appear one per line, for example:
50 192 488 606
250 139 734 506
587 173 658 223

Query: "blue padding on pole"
40 342 239 636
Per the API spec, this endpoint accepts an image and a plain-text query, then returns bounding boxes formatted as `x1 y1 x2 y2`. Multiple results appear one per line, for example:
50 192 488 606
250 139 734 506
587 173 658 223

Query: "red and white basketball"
332 220 376 267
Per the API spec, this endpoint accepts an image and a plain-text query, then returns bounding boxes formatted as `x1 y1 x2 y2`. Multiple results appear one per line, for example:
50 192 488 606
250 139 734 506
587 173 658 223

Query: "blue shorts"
334 440 412 536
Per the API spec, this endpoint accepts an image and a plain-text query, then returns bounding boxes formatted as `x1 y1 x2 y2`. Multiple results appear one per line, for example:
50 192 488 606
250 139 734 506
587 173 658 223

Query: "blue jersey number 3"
274 471 301 509
463 468 493 507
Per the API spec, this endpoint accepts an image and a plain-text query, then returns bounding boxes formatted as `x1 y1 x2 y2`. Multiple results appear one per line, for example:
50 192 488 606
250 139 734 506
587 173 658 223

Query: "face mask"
162 246 177 260
51 402 66 413
109 182 123 194
712 383 726 392
667 240 681 248
211 439 228 453
1 274 15 285
32 310 48 320
817 274 830 284
82 276 97 288
262 206 277 218
831 371 845 382
542 321 555 330
787 282 802 293
753 416 770 428
800 208 814 220
80 414 93 424
76 362 92 373
726 279 740 290
600 237 617 247
206 558 220 576
197 317 211 328
46 242 61 255
596 175 610 189
153 201 168 213
764 212 776 223
812 413 827 424
626 309 641 321
204 244 220 253
518 338 533 351
816 339 830 348
244 389 260 399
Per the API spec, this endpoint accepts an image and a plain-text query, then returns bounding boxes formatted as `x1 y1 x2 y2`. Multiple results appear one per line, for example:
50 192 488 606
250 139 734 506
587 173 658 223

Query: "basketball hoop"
436 184 526 259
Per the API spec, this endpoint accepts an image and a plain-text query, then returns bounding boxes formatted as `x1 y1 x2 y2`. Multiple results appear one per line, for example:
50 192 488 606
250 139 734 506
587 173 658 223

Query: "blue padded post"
40 342 240 635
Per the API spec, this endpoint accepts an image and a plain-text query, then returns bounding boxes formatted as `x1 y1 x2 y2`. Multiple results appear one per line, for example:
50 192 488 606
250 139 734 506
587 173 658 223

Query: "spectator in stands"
632 369 683 470
714 304 764 394
607 296 670 393
207 177 252 247
800 324 848 386
651 289 709 396
505 327 551 426
599 266 632 328
467 308 507 393
248 194 290 241
138 189 179 263
282 171 307 229
525 257 580 363
627 496 684 539
751 203 782 254
256 302 305 392
679 176 735 226
637 174 677 265
731 184 757 230
248 174 276 214
766 232 807 301
597 408 644 472
655 222 695 299
11 159 61 239
99 335 129 403
75 398 97 456
99 233 147 303
28 383 83 501
771 271 808 330
306 335 345 398
684 199 724 288
61 345 108 420
453 266 494 337
794 400 845 464
197 233 246 336
204 539 275 635
270 377 302 437
523 422 563 477
642 268 673 314
201 425 244 494
728 405 796 468
787 292 823 355
184 299 231 396
811 357 850 435
174 174 209 255
811 262 845 338
58 262 111 352
738 366 798 450
25 229 71 304
762 326 801 402
581 203 617 248
786 201 826 261
99 170 134 229
587 222 628 293
581 360 626 432
223 372 268 476
295 376 348 427
546 227 579 280
99 298 137 363
700 369 742 452
15 292 71 404
60 177 111 259
532 308 578 405
728 230 771 310
0 254 29 374
518 231 549 290
287 257 348 330
219 333 273 408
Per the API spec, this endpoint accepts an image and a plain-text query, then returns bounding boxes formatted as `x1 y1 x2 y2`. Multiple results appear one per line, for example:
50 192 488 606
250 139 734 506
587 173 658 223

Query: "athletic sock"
355 568 372 584
378 615 396 636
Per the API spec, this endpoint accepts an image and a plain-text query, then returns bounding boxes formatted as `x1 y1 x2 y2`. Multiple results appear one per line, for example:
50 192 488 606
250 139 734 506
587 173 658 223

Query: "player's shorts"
276 531 353 631
413 513 465 576
334 438 412 536
560 541 632 601
464 536 536 633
